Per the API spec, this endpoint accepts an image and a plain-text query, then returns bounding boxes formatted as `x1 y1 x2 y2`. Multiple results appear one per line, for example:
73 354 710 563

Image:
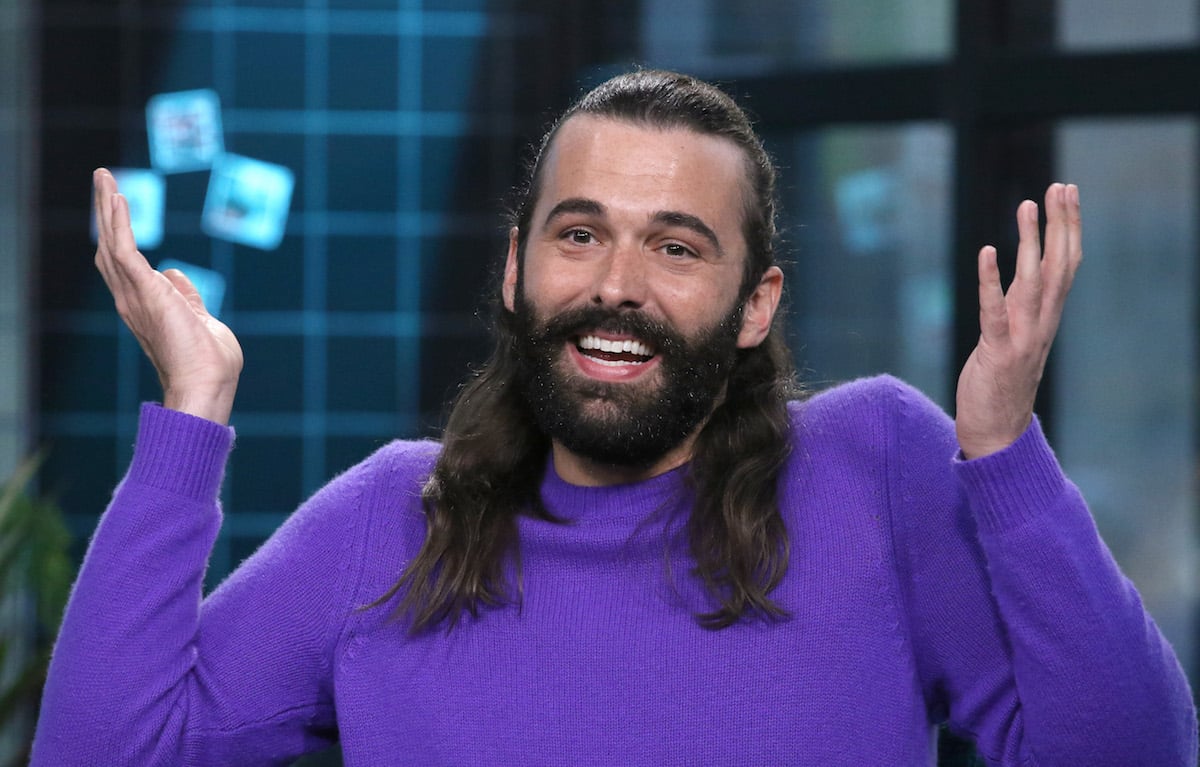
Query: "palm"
955 183 1082 459
92 168 243 425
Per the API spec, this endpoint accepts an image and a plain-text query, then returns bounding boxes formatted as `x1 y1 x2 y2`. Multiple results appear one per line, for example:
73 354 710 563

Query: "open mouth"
574 334 656 367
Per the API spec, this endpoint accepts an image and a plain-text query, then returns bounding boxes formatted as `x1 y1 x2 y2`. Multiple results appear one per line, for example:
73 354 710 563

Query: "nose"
592 239 647 309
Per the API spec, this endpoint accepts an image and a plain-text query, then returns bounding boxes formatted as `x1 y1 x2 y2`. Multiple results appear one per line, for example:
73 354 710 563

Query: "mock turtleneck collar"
537 454 693 526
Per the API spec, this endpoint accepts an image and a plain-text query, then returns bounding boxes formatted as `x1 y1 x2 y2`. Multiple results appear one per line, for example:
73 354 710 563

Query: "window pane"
640 0 952 73
1055 118 1198 679
768 124 954 406
0 0 32 478
1058 0 1198 50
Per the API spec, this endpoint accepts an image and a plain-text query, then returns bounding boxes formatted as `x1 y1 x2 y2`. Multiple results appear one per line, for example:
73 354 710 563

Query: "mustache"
525 304 686 356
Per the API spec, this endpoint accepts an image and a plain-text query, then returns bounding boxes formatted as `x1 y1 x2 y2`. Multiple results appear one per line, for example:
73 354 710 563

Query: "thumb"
162 268 210 316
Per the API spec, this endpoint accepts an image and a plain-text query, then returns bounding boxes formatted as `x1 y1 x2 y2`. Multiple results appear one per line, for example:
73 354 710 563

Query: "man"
34 70 1196 765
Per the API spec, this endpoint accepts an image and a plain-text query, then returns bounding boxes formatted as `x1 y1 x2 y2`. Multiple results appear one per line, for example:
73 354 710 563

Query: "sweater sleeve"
31 403 368 766
881 379 1197 766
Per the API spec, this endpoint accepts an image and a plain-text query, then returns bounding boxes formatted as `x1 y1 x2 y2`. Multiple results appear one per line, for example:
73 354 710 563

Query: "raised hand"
92 168 243 425
955 183 1082 459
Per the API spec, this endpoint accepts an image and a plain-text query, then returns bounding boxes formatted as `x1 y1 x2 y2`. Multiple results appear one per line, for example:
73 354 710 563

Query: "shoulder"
262 438 441 534
790 374 952 440
288 439 442 613
276 438 441 562
344 438 442 498
780 375 960 498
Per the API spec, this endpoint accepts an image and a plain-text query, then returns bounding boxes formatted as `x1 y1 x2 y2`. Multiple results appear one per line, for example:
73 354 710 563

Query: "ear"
736 266 783 349
502 227 519 312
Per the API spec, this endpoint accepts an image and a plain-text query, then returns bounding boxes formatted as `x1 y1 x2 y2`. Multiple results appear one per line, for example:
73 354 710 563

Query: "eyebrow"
542 197 725 257
652 210 724 257
543 197 605 226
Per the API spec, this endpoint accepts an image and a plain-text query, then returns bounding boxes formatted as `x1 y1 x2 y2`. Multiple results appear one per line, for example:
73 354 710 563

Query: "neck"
550 436 696 487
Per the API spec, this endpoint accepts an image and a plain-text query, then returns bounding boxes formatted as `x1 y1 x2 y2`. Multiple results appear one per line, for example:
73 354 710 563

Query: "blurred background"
1 0 1198 763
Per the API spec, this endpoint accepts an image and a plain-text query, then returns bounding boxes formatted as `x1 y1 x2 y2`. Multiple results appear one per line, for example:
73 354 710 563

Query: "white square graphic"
201 154 295 251
147 89 225 173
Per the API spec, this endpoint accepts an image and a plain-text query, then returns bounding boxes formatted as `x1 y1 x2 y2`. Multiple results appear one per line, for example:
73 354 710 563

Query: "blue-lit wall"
37 0 630 584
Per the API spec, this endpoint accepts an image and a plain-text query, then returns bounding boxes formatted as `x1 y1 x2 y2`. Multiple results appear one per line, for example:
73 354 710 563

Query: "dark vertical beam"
950 0 1057 436
942 5 1056 763
949 0 988 417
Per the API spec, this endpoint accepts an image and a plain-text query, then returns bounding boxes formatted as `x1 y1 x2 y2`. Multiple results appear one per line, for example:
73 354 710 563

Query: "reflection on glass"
769 124 953 406
1055 118 1198 679
640 0 951 74
1058 0 1198 50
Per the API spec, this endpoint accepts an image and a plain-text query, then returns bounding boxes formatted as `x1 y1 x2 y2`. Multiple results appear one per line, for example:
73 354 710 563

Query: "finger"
977 245 1009 343
1039 184 1085 336
162 268 209 317
93 171 138 297
92 169 117 276
1010 199 1043 322
1065 183 1083 279
92 172 129 298
93 168 113 239
95 169 123 252
109 194 146 272
1041 183 1072 294
106 194 162 306
98 193 140 316
1013 198 1042 282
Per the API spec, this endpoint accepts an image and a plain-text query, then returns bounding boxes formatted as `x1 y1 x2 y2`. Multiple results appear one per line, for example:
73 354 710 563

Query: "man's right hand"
93 168 243 425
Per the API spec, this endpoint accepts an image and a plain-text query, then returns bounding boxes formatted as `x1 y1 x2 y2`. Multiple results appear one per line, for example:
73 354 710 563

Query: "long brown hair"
378 70 801 633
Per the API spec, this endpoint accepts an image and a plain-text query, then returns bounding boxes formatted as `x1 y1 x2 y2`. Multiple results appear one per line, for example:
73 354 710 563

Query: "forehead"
533 115 749 240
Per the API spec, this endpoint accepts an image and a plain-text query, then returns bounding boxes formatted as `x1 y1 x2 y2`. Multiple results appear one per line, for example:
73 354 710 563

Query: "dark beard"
512 293 743 468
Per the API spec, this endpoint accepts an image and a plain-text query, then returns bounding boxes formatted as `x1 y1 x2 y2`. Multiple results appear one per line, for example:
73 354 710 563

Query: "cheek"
657 282 740 331
521 256 591 309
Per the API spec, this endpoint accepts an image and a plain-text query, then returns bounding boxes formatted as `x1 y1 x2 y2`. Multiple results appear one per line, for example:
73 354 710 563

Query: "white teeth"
577 335 653 358
591 357 635 367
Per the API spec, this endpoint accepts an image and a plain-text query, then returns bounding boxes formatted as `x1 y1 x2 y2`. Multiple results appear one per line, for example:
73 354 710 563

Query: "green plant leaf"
0 450 76 743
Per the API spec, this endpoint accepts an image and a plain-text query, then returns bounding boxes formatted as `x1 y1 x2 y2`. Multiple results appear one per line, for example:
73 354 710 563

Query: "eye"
565 228 595 245
662 242 698 259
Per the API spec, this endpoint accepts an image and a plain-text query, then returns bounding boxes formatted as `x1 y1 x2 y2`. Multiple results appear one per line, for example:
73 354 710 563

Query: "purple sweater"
33 376 1196 765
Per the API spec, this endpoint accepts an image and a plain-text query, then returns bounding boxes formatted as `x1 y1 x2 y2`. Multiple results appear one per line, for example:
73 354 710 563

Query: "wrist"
957 415 1032 460
162 383 237 426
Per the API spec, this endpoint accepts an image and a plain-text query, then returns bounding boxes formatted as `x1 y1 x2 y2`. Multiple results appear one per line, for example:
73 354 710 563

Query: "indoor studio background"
1 1 1198 764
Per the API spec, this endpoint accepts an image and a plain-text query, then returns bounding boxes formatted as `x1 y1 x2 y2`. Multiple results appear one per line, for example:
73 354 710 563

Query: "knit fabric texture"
32 376 1198 765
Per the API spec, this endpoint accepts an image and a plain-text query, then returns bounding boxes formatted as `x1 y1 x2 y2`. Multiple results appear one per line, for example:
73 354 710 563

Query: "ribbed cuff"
126 402 235 502
953 416 1068 534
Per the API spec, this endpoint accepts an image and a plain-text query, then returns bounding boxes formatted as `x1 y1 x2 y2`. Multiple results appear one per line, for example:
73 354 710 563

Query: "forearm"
957 424 1197 765
32 404 232 765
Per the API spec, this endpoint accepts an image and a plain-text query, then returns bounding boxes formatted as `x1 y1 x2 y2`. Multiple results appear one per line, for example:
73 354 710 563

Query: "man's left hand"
955 183 1082 459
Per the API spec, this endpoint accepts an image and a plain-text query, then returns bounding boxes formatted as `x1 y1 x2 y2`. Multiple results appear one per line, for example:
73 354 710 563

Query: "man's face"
511 283 744 469
502 116 780 479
